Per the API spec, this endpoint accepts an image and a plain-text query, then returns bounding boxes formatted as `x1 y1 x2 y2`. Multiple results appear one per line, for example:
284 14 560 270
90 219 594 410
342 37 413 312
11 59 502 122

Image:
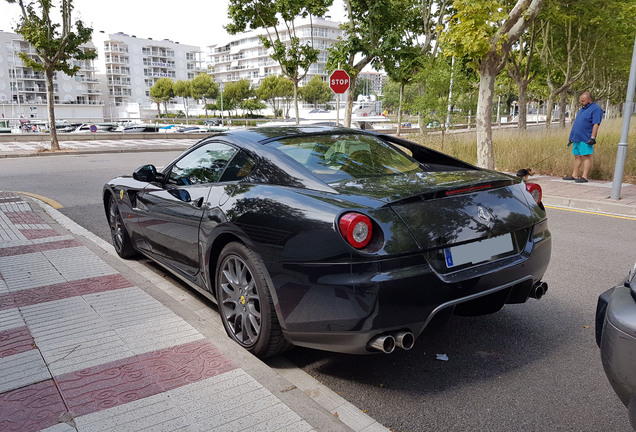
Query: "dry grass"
407 118 636 183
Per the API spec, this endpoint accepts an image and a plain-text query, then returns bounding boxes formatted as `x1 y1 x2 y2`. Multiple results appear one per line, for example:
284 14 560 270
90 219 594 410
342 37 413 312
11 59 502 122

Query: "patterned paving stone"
0 239 83 258
21 229 61 240
0 380 67 432
55 357 162 417
43 246 118 281
0 326 35 358
73 393 196 432
53 340 236 418
0 349 51 393
4 211 46 225
137 339 236 392
0 252 66 291
0 274 133 312
0 307 24 331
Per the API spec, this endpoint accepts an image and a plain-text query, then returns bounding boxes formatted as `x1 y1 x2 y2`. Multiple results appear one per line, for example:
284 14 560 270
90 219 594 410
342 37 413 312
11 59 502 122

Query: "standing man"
562 92 603 183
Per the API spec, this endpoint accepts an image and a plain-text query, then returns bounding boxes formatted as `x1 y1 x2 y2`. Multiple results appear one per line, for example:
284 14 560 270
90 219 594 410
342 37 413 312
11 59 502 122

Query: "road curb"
543 195 636 217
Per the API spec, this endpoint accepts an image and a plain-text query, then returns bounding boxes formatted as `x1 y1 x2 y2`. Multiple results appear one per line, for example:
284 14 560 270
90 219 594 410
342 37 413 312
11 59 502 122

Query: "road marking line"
545 205 636 221
16 192 63 209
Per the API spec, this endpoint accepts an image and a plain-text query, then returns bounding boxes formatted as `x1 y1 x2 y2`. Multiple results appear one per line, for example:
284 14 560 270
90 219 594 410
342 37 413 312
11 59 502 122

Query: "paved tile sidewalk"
0 191 359 432
0 138 198 156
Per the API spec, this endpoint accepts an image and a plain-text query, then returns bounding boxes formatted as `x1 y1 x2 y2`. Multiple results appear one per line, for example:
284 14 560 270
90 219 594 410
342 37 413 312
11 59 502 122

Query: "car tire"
216 242 288 358
108 194 137 258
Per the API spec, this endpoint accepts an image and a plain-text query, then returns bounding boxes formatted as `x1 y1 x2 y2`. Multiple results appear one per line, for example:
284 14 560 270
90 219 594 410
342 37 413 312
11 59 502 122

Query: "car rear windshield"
268 134 421 183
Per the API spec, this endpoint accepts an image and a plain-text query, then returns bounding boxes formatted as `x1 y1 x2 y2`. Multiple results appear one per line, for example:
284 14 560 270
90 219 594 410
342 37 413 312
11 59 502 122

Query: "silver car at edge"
596 262 636 430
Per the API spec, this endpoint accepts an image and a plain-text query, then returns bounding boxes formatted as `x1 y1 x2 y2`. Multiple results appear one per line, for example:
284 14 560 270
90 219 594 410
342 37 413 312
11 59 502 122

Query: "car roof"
210 125 372 146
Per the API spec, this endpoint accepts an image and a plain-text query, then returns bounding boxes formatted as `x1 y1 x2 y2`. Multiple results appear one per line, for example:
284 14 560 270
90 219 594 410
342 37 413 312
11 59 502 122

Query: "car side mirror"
133 164 157 182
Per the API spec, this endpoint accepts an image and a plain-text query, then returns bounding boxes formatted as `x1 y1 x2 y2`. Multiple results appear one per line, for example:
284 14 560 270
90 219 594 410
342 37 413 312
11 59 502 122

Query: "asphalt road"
1 152 634 431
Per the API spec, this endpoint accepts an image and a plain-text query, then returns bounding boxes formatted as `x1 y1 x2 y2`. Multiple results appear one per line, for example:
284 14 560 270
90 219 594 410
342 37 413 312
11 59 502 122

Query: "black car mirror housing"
133 164 157 182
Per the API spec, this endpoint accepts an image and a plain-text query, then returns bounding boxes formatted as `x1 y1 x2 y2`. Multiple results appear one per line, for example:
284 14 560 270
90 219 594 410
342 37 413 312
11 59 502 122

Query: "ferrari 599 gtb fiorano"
104 126 551 357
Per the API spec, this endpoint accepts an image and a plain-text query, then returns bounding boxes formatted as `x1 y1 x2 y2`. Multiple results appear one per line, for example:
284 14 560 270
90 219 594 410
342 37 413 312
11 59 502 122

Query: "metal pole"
611 34 636 200
496 95 501 126
336 93 340 126
446 56 455 132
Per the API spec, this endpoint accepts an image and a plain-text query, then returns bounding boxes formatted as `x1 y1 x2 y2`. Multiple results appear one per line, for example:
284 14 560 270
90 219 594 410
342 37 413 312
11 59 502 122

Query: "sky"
1 0 346 47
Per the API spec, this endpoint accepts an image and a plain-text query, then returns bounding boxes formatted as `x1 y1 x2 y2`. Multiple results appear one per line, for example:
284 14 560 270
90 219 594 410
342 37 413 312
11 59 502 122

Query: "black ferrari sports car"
103 126 551 357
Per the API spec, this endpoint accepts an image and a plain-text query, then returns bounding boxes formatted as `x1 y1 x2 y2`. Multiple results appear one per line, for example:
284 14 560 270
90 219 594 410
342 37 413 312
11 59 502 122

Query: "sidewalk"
531 174 636 217
0 191 386 432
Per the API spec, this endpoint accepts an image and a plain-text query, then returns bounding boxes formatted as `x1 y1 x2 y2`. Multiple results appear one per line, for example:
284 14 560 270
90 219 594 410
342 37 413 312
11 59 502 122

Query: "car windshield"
268 134 420 183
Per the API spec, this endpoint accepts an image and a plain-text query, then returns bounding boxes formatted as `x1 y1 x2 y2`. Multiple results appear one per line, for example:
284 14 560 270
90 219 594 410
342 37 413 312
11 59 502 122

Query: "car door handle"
192 197 204 208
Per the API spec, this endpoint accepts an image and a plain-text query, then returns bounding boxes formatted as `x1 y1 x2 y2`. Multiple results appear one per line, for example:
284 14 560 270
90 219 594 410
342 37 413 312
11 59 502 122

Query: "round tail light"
339 212 373 249
525 182 542 204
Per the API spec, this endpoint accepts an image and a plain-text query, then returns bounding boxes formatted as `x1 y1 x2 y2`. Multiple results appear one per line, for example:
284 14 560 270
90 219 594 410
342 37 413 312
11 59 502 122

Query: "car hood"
330 170 538 250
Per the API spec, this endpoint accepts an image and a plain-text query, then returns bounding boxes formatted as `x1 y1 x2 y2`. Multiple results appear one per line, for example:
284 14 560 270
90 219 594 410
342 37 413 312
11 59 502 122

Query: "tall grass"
408 117 636 183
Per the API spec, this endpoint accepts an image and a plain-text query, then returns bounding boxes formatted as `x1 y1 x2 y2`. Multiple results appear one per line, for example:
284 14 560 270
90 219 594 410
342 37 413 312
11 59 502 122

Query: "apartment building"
91 31 205 108
0 30 102 120
358 71 387 96
207 16 343 88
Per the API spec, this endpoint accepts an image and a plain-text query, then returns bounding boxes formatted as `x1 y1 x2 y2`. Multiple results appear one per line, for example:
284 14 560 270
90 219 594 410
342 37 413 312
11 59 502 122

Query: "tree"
223 79 253 117
149 78 174 116
507 21 542 130
8 0 96 151
442 0 544 169
536 0 633 128
191 73 219 119
328 0 450 128
227 0 332 124
242 98 267 116
256 75 294 118
174 79 192 124
326 0 401 127
300 75 332 108
537 1 596 129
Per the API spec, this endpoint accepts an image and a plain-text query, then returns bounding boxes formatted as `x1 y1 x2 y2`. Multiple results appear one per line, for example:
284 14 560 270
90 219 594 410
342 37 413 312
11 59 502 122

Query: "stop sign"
329 70 350 94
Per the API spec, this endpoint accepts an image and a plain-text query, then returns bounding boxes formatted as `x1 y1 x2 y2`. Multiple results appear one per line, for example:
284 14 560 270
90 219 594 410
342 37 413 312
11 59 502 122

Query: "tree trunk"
344 74 356 128
558 92 567 128
517 81 528 131
545 95 554 129
183 97 189 125
476 60 497 169
397 83 404 136
45 68 60 151
293 81 299 125
156 102 161 118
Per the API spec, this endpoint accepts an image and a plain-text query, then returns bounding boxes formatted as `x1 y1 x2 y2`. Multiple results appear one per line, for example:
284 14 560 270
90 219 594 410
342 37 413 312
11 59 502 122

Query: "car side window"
167 142 238 186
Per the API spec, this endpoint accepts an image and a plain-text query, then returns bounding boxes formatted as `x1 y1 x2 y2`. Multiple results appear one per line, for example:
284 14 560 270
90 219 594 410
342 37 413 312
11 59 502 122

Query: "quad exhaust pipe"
530 281 548 299
369 330 415 354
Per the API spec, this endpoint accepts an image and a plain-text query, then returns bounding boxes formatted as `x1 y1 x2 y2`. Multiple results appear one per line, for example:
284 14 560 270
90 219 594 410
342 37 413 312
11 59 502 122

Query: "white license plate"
444 234 514 268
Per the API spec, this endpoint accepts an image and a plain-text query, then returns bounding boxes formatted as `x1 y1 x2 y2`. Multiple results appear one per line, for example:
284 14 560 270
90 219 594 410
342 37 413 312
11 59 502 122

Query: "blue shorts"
572 141 594 156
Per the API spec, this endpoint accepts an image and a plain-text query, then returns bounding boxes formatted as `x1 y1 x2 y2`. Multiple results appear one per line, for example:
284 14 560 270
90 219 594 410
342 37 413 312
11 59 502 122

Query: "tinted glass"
167 142 238 185
267 134 420 183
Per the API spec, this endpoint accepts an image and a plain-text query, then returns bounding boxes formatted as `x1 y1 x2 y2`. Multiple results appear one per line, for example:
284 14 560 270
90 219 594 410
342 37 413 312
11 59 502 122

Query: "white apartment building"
91 31 205 110
358 71 387 96
207 16 343 88
0 30 103 121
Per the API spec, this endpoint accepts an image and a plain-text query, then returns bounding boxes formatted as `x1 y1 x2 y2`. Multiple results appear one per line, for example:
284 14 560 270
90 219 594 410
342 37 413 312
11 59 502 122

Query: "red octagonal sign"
329 70 350 94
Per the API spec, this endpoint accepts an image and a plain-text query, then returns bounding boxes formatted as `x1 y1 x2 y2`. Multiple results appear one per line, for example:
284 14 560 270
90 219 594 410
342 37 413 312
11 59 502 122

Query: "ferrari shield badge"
120 189 124 200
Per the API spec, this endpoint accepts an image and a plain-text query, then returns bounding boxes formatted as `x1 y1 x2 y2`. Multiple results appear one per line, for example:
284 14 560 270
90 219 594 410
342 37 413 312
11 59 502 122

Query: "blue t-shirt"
569 102 603 142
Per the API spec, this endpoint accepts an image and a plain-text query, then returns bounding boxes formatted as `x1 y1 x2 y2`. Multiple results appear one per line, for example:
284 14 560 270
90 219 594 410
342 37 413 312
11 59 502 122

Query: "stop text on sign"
331 78 349 85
